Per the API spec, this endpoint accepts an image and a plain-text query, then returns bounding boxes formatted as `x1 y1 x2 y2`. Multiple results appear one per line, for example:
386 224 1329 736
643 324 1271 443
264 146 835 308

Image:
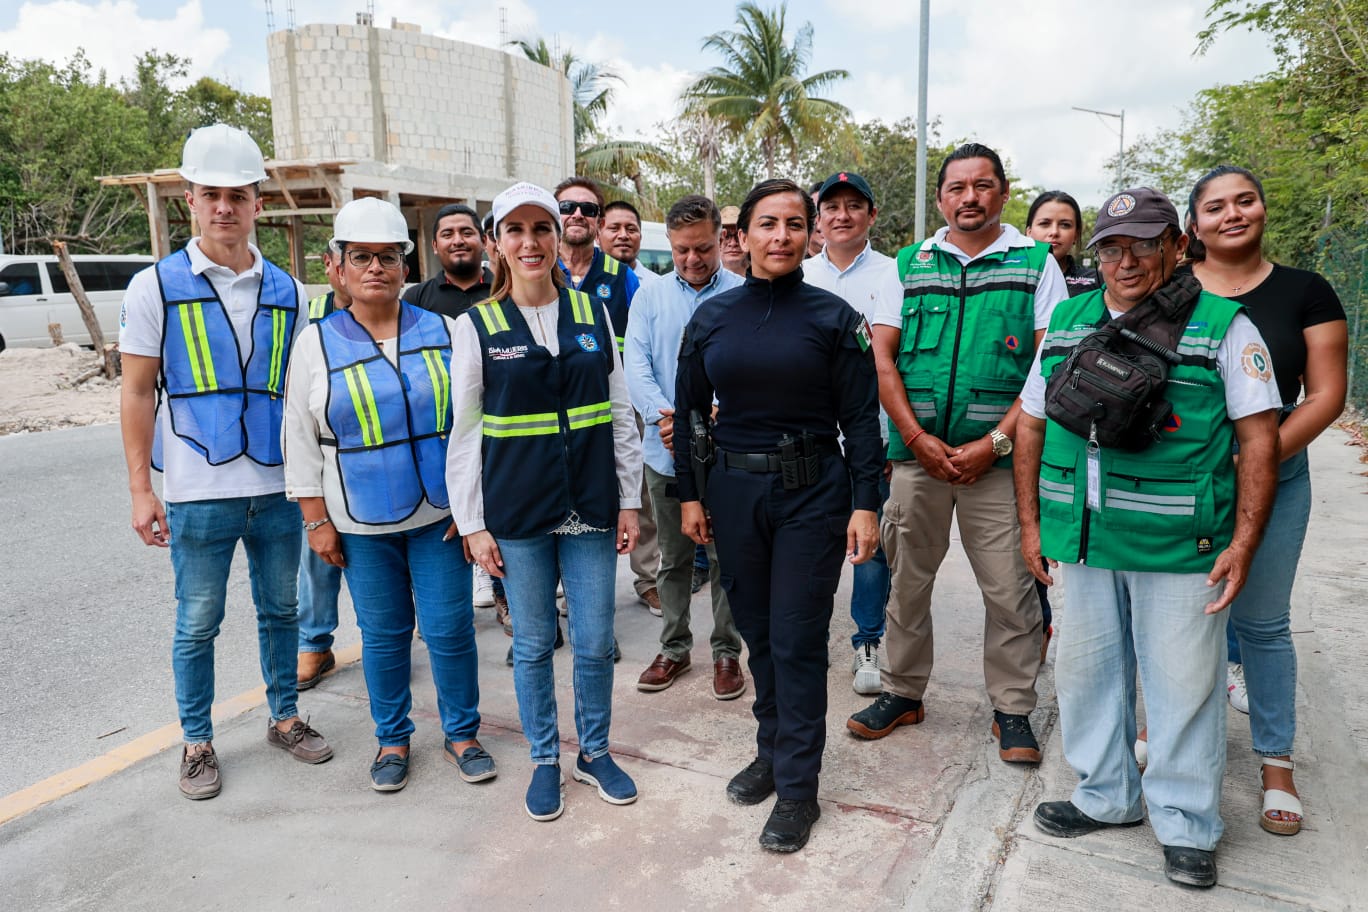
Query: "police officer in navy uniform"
675 179 883 853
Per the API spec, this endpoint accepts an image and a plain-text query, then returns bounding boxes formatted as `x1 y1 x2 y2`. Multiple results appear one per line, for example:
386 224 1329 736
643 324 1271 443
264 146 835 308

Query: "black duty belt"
720 441 841 474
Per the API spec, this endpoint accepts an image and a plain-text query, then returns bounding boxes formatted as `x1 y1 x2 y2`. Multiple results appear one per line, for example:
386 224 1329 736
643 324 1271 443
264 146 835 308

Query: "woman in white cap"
447 182 643 821
283 197 494 793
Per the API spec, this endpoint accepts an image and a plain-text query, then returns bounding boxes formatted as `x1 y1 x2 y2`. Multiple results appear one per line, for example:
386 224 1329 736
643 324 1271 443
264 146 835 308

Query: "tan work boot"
297 649 336 690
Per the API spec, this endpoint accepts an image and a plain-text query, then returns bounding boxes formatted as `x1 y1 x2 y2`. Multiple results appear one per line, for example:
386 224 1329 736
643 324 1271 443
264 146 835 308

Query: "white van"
637 220 672 276
0 254 154 351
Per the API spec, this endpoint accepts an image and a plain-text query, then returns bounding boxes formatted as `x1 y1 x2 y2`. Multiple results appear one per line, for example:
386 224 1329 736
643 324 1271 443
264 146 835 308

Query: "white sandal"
1134 736 1147 772
1260 757 1303 836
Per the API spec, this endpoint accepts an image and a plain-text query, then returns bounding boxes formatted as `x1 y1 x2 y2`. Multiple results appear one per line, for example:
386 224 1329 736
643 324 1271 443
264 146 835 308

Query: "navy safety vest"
318 303 453 526
565 249 632 353
470 289 617 538
153 248 299 469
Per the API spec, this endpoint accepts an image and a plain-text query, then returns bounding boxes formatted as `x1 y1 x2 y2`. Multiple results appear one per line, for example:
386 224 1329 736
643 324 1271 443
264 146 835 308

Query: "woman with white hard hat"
283 196 495 793
446 182 643 821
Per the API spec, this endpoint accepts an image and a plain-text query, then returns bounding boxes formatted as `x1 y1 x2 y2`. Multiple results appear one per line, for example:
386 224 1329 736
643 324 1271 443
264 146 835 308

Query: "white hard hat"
330 198 415 254
491 182 561 234
178 123 267 188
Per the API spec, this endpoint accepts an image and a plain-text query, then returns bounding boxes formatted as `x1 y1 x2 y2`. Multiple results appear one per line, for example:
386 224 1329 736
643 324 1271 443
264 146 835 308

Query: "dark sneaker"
1163 845 1218 888
525 763 565 821
1033 801 1144 838
847 692 925 740
573 752 638 805
495 592 512 636
759 798 821 852
992 711 1042 764
266 718 333 764
179 742 220 800
612 636 621 663
726 757 775 806
370 750 409 792
444 740 497 783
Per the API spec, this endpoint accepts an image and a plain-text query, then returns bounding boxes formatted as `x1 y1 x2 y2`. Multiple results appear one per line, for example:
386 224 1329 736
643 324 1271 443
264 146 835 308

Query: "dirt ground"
0 345 121 436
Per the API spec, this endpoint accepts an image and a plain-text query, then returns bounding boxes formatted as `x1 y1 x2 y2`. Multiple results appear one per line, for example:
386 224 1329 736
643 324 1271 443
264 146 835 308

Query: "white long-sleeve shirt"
445 300 643 536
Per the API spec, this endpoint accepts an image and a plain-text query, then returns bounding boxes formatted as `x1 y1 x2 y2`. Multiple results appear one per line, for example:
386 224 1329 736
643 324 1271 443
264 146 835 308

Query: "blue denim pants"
1057 564 1228 850
297 535 343 652
1225 449 1310 756
167 494 302 743
340 519 480 746
498 530 617 765
850 475 890 648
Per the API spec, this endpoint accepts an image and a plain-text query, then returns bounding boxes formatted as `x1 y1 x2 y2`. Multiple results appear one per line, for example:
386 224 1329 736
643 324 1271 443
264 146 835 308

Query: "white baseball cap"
490 182 561 234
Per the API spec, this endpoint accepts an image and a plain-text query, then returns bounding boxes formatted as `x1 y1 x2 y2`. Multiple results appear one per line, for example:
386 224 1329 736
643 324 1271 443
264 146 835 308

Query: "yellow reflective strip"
269 308 286 394
492 301 510 332
482 411 558 425
602 256 619 275
568 290 591 324
568 413 612 430
616 336 626 353
190 303 217 390
344 366 383 447
309 294 328 320
422 349 449 432
565 401 612 430
475 303 499 335
482 411 560 438
176 304 204 392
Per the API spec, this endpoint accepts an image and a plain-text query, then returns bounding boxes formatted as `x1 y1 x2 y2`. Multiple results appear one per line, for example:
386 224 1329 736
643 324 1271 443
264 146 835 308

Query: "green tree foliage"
681 1 851 178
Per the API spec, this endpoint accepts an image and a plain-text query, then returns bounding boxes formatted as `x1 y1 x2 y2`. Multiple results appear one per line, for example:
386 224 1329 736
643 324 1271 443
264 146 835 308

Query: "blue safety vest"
153 248 298 468
318 303 453 526
470 289 617 538
561 249 632 353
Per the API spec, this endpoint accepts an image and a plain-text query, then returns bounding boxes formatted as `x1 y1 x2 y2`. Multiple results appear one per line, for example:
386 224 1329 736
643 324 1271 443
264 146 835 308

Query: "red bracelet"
905 428 926 447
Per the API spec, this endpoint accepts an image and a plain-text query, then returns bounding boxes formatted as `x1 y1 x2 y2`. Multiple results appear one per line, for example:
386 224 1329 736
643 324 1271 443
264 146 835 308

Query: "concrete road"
2 424 1365 910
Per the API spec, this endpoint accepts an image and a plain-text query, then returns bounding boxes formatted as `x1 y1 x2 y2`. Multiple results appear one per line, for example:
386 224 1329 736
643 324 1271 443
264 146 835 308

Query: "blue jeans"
340 520 479 746
499 530 617 765
167 494 302 743
297 536 343 652
850 476 890 648
1057 563 1227 850
1225 449 1309 756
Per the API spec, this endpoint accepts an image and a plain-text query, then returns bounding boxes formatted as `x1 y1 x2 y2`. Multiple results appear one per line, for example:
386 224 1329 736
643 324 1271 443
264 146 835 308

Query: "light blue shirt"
625 266 744 476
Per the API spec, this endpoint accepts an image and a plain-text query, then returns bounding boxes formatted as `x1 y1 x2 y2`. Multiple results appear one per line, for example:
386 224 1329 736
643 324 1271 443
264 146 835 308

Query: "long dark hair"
1026 190 1085 257
1184 165 1266 262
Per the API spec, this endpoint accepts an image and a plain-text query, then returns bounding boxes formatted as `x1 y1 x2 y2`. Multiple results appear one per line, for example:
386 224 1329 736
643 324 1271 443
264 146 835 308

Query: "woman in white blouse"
446 182 642 821
283 198 494 793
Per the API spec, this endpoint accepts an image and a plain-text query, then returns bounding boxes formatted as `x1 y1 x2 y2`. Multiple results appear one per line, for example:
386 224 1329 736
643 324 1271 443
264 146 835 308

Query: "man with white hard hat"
119 123 332 801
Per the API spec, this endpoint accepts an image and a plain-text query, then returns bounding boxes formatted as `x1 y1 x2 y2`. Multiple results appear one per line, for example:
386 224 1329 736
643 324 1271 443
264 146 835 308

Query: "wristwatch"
304 516 332 532
989 427 1013 457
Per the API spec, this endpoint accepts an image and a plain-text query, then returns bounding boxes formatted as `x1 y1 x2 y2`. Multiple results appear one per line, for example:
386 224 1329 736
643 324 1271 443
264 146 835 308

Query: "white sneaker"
473 566 494 608
852 644 881 695
556 580 567 616
1227 662 1250 714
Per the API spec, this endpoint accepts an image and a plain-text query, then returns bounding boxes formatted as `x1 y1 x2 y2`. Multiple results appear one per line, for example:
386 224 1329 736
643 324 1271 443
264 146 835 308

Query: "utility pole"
1072 106 1125 190
914 0 930 242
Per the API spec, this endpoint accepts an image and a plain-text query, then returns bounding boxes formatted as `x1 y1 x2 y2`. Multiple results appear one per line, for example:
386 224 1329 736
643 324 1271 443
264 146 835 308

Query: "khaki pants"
629 414 661 595
881 461 1041 714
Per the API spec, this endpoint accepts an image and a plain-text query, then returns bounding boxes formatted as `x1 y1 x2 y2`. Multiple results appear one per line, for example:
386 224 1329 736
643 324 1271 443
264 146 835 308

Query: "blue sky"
2 1 1281 206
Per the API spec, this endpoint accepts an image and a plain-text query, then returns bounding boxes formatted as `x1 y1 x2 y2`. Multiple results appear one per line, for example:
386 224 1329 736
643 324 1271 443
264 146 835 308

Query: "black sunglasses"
558 200 602 218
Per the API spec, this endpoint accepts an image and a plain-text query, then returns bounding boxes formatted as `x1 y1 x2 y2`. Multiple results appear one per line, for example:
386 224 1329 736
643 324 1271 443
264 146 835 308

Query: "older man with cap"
719 204 746 276
1016 187 1281 888
803 171 903 695
119 124 331 800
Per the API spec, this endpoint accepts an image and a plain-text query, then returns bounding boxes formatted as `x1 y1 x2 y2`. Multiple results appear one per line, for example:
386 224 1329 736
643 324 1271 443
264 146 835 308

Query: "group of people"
120 124 1347 883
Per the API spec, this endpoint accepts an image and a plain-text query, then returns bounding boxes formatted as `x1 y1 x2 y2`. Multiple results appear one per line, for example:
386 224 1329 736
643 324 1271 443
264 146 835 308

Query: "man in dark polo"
403 203 492 318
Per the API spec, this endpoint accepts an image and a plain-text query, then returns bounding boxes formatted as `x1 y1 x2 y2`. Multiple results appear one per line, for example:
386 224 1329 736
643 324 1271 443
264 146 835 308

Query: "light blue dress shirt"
624 266 744 477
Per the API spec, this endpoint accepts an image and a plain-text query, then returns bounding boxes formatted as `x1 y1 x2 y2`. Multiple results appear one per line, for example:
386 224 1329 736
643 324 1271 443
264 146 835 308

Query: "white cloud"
824 0 921 29
0 0 230 86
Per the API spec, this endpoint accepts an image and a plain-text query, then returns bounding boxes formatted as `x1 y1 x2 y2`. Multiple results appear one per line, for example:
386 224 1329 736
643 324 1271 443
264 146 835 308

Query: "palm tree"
684 112 726 201
680 1 850 178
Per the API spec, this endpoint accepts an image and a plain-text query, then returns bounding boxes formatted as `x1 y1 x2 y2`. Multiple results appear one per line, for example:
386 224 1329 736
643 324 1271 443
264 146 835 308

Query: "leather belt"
722 450 783 472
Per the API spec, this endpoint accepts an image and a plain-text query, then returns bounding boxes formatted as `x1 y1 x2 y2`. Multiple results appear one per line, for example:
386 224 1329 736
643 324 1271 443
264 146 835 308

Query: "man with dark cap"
1017 187 1280 888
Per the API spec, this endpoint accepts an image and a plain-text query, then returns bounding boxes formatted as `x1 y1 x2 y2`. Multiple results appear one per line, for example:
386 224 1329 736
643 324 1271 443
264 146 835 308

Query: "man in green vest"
1015 187 1280 888
847 143 1067 766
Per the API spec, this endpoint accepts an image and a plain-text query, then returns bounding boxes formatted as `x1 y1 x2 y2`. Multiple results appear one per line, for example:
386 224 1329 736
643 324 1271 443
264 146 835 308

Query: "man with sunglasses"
554 177 658 619
1016 187 1280 888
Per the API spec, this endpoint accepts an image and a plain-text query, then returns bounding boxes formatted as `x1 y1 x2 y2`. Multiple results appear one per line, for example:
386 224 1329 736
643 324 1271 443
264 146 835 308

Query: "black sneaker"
726 757 775 805
992 711 1042 763
846 692 925 740
759 798 821 852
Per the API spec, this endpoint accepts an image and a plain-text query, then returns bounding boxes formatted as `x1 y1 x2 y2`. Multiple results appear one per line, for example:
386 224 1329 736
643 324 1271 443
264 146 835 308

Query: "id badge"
1086 444 1102 512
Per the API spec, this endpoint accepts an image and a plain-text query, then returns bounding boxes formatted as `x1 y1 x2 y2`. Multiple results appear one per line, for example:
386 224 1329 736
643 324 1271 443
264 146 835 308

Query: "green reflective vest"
1036 288 1242 574
887 235 1050 460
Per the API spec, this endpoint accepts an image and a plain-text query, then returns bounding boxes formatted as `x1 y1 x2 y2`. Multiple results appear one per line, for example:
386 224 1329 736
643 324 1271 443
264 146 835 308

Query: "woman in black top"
1186 165 1347 837
1026 190 1100 298
674 179 882 853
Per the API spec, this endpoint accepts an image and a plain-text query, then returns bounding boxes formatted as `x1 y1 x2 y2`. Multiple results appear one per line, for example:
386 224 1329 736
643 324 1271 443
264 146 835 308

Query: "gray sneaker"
179 742 221 800
851 643 881 695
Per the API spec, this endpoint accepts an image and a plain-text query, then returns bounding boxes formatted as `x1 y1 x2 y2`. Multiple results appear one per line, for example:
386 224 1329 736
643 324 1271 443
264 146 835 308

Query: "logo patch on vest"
488 345 529 361
1004 334 1020 351
1164 414 1182 432
1196 536 1214 555
915 250 933 263
576 333 599 352
596 283 612 299
1241 342 1273 382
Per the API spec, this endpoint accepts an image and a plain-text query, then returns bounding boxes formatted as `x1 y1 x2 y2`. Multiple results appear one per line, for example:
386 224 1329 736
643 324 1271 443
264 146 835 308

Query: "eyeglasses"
558 200 601 218
345 249 405 269
1095 237 1165 263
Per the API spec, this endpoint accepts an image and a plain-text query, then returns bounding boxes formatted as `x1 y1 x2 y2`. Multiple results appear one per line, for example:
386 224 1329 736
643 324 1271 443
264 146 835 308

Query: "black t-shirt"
1226 265 1345 406
1061 256 1101 298
402 267 494 319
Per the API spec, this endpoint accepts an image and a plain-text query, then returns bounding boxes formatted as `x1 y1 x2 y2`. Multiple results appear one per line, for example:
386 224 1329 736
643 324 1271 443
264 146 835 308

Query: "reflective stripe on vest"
320 303 453 525
153 248 299 468
308 293 333 322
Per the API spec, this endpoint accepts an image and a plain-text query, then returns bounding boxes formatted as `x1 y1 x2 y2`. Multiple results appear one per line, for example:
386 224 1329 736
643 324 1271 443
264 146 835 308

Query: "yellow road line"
0 643 362 827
